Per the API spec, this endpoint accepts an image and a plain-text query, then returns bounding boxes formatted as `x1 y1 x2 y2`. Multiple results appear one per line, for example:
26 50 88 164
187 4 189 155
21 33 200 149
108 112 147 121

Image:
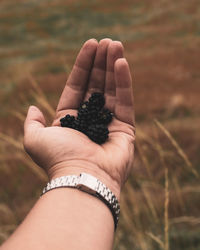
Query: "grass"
0 0 200 249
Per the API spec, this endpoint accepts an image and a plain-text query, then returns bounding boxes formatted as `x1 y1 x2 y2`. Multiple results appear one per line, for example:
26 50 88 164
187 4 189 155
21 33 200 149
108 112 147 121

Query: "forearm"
1 187 115 250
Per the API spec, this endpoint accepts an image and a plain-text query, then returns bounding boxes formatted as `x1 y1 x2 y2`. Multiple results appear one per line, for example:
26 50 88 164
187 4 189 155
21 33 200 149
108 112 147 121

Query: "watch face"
77 173 98 194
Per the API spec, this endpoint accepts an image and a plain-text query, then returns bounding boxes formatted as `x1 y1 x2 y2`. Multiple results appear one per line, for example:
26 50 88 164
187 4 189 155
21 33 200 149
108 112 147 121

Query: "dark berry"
60 115 75 127
78 101 89 111
77 101 91 120
86 124 109 144
60 92 112 144
74 118 88 133
88 92 105 110
92 108 113 125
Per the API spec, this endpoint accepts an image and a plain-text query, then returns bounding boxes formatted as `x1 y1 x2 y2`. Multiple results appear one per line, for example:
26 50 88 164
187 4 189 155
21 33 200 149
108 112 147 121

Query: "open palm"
24 39 135 197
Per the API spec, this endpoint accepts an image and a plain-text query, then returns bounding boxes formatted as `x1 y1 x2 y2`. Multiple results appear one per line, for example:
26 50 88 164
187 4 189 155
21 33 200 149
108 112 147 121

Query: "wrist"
42 172 120 230
47 160 121 201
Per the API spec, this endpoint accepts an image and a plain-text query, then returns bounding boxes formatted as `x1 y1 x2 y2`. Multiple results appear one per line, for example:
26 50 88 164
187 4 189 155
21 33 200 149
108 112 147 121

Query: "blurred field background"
0 0 200 249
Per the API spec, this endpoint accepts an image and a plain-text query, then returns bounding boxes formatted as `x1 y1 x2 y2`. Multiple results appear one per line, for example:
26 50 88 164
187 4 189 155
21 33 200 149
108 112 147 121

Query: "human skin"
1 38 135 250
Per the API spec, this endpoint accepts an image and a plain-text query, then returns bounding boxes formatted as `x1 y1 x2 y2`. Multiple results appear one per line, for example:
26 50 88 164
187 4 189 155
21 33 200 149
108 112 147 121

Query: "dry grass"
1 86 200 248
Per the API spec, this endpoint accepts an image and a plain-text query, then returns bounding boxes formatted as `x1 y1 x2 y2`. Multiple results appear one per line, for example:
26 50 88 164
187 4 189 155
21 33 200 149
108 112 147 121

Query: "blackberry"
78 101 89 112
87 106 100 120
60 115 75 128
77 101 90 120
77 108 90 121
74 117 89 133
86 124 109 144
92 108 113 125
60 92 113 144
88 92 105 111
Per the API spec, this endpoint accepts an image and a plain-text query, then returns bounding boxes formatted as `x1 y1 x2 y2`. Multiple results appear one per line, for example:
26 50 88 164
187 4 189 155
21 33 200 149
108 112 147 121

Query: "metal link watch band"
41 173 120 230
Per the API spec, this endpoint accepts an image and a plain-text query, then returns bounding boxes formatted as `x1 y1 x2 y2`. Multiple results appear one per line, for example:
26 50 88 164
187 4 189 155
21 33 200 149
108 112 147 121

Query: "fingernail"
29 105 37 112
90 38 98 42
113 40 123 45
118 58 127 63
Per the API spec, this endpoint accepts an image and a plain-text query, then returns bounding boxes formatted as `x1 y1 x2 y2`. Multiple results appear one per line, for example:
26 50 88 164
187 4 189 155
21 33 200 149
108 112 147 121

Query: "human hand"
24 38 135 199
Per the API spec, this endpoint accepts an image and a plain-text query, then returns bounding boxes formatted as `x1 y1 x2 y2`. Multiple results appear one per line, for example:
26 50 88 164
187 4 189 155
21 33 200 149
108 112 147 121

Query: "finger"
56 39 98 112
114 58 135 126
24 106 46 135
104 41 124 112
84 38 112 100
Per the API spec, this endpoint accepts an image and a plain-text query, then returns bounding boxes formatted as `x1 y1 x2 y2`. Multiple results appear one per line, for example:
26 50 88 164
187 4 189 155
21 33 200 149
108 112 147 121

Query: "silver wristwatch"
41 172 120 230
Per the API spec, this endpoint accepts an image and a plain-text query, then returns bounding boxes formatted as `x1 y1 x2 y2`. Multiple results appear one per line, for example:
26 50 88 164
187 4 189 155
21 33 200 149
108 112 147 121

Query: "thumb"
24 105 46 135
